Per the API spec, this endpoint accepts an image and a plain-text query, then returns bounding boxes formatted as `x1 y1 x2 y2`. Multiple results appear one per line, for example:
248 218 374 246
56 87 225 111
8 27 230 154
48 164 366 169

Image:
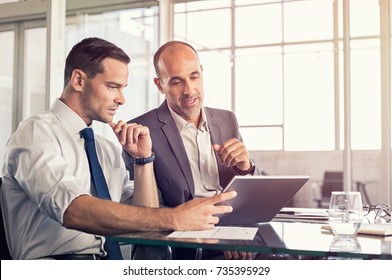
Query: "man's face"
80 58 128 124
155 45 204 125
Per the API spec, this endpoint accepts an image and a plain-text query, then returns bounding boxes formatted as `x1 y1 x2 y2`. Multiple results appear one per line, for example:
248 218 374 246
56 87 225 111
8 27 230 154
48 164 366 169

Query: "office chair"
315 171 372 208
315 171 343 208
0 177 12 260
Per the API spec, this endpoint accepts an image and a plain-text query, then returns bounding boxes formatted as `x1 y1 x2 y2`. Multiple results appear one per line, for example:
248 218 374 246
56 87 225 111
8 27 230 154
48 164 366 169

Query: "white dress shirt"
168 107 222 197
0 99 134 259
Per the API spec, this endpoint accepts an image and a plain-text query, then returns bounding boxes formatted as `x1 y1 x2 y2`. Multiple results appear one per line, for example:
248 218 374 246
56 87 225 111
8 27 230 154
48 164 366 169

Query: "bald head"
153 41 200 78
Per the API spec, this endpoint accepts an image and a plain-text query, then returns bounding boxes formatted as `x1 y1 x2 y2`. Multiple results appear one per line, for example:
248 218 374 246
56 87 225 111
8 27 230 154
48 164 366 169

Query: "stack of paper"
275 207 329 222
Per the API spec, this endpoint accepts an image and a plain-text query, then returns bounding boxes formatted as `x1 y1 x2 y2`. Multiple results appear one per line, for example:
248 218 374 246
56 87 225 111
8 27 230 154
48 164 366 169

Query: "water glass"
329 236 362 254
328 191 363 237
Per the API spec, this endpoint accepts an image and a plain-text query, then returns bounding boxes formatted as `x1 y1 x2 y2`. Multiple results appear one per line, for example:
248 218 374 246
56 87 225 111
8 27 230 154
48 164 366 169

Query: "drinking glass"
328 192 363 237
329 236 362 254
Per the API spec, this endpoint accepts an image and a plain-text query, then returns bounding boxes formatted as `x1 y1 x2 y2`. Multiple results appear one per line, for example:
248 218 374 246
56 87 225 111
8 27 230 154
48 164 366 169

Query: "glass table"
113 220 392 260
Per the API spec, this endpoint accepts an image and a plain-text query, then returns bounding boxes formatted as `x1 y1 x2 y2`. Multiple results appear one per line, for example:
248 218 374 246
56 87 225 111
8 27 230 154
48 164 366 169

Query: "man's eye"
170 80 181 85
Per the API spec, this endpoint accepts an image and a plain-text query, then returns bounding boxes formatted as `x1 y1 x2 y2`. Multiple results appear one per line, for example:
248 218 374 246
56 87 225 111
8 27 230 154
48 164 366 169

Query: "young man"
0 37 235 260
124 41 263 260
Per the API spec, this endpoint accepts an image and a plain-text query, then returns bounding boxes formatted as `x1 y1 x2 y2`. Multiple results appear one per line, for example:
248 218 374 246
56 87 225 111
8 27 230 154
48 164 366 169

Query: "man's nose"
116 89 125 105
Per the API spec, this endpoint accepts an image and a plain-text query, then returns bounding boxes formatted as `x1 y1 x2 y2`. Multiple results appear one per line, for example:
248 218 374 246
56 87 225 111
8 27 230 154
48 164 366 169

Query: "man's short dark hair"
64 37 131 87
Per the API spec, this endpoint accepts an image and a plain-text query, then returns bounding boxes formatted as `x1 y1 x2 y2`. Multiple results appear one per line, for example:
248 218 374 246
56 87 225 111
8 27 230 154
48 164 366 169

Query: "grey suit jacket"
123 101 262 207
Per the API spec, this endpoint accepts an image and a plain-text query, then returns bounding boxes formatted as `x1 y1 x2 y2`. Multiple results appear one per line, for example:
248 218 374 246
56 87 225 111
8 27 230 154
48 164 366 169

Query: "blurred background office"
1 0 391 208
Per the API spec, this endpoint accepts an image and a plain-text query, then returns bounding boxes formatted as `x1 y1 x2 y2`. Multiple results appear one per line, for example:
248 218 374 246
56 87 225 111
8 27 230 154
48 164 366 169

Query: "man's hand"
213 138 251 171
223 250 253 260
171 191 237 231
110 121 152 158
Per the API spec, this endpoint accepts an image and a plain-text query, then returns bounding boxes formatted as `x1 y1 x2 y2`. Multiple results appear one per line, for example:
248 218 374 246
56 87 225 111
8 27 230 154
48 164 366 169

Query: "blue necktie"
80 127 123 260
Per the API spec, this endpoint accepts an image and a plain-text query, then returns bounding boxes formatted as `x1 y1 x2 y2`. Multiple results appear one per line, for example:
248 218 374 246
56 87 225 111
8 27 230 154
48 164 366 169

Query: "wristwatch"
131 153 155 165
233 159 256 175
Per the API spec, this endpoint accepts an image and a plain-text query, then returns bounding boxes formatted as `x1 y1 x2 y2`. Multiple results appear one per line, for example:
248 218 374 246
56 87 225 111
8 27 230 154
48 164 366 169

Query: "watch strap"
131 153 155 165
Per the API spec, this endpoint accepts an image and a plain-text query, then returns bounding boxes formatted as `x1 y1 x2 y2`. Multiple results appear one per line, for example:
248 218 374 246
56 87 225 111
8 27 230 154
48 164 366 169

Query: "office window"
235 4 282 46
350 39 381 150
284 43 335 151
23 27 46 119
235 47 283 126
174 0 383 152
240 127 282 151
198 50 232 110
284 0 333 42
350 0 380 37
0 31 14 168
174 5 231 49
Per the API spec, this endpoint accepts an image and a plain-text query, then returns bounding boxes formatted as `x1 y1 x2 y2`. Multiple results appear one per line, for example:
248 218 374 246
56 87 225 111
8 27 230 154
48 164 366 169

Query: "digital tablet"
217 175 309 226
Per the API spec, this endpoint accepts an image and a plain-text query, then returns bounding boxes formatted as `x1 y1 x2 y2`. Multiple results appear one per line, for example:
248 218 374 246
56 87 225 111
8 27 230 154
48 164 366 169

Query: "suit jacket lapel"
205 108 226 187
158 102 195 197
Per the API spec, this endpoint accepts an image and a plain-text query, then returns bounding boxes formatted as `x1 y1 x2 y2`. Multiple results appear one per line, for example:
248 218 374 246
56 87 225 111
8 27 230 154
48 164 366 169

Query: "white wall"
250 150 382 208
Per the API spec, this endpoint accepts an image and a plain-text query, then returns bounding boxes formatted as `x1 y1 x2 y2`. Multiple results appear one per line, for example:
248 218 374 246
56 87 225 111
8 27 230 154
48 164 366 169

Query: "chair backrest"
321 171 343 198
0 177 12 260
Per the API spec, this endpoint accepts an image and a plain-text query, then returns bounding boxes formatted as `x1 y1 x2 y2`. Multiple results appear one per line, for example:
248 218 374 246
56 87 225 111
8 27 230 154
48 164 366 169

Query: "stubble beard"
81 82 112 124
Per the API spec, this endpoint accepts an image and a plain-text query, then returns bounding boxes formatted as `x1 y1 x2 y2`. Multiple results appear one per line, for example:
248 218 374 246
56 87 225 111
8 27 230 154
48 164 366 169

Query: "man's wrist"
131 153 155 165
233 159 255 175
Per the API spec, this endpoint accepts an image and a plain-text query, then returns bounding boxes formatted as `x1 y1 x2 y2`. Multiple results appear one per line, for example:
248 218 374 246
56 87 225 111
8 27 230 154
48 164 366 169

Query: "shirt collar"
168 106 209 133
50 98 88 135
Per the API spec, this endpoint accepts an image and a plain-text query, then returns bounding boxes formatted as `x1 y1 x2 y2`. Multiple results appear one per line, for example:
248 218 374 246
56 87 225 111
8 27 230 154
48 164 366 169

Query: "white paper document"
275 207 329 222
167 226 258 240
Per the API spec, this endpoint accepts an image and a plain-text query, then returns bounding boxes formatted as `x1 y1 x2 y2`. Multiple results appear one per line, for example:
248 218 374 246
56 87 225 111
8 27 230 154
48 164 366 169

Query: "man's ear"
153 77 165 94
70 69 85 91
